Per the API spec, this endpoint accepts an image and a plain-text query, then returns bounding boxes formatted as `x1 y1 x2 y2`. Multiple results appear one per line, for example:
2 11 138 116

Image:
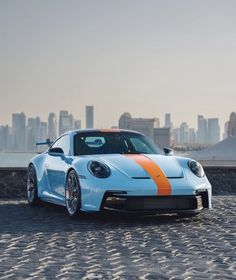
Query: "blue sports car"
26 129 212 217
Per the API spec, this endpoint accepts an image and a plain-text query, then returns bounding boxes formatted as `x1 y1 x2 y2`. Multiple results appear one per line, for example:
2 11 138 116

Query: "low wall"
0 168 27 198
0 167 235 198
204 166 236 195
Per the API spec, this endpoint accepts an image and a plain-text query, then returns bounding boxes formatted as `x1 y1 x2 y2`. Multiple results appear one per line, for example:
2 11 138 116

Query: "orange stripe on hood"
124 154 172 195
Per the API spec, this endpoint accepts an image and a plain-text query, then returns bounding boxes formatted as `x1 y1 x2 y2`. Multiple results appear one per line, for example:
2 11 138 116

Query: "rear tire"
65 170 81 217
26 165 40 206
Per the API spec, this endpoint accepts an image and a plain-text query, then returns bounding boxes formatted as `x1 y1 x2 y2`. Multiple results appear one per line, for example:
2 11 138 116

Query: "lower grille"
101 192 205 212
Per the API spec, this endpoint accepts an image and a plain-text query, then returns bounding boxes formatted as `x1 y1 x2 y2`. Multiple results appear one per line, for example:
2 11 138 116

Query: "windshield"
74 131 161 156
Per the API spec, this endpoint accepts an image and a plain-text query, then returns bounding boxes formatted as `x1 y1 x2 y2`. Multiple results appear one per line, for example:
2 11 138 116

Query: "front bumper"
100 190 209 214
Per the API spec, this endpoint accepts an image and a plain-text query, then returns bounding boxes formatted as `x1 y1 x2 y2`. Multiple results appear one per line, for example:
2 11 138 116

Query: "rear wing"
36 138 53 147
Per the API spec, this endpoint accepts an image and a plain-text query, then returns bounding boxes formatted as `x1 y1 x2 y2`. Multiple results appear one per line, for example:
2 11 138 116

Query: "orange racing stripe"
124 154 172 195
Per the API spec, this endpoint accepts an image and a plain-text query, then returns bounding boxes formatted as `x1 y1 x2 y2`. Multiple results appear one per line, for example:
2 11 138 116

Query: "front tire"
26 165 40 206
65 170 81 217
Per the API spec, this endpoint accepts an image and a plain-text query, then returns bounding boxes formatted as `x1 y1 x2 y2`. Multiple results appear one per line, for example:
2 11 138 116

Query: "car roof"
63 129 143 137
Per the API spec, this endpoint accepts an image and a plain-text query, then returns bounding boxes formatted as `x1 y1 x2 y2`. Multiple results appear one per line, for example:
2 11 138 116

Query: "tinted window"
51 135 70 155
84 137 105 147
129 137 154 154
74 132 160 156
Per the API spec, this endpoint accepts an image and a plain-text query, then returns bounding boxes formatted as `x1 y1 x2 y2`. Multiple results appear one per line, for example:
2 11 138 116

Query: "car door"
45 134 72 200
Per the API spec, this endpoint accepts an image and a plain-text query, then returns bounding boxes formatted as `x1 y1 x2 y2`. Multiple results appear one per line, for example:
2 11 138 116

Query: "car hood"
89 154 184 178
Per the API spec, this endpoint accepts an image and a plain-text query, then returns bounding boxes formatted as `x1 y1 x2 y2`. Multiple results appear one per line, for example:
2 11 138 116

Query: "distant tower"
119 112 132 130
27 117 40 151
188 128 196 144
164 113 172 128
227 112 236 137
86 106 94 128
59 111 74 135
207 118 220 145
223 121 229 139
48 113 57 141
74 119 81 130
172 128 180 145
179 122 189 144
39 122 48 142
12 112 26 151
197 115 207 145
0 125 11 151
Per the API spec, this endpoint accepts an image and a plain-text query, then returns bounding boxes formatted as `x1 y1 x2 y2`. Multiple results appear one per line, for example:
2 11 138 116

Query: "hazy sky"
0 0 236 130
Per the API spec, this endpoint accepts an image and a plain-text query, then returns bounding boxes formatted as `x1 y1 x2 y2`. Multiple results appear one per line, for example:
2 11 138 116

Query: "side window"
51 135 70 156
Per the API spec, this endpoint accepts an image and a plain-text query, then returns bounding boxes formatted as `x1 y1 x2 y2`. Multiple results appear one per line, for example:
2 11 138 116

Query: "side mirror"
48 147 64 156
163 147 174 156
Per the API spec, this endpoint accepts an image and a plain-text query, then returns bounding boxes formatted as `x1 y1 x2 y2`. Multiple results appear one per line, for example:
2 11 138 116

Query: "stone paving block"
0 196 235 279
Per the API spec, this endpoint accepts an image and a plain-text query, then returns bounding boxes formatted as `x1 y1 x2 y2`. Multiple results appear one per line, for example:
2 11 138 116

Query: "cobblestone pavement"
0 196 235 280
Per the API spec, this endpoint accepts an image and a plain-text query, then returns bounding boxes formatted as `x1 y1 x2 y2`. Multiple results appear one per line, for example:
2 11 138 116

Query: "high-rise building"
74 119 81 130
48 113 57 141
179 122 189 144
27 117 40 151
86 106 94 128
12 112 26 151
59 111 74 135
154 128 171 149
39 122 48 142
164 113 172 128
207 118 220 145
223 121 229 139
197 115 207 144
0 127 3 151
188 128 196 144
227 112 236 137
0 125 12 151
172 128 180 145
119 112 160 140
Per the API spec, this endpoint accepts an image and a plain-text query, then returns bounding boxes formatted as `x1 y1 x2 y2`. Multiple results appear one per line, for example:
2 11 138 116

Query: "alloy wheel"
66 171 80 216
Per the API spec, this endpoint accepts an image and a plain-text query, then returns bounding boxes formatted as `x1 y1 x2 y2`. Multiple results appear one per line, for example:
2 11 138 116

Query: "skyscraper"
12 112 26 151
227 112 236 137
27 117 40 151
172 128 180 145
154 128 171 149
59 111 74 135
188 128 196 144
74 119 81 130
48 113 57 141
179 122 189 144
207 118 220 145
39 122 48 142
0 125 12 151
223 121 229 139
197 115 207 145
164 113 172 128
86 106 94 129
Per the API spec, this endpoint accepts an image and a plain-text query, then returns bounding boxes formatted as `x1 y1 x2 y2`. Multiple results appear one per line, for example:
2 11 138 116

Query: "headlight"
88 161 111 178
188 160 205 177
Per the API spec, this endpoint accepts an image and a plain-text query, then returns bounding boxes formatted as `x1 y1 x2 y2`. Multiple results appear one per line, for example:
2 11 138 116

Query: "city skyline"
1 108 233 153
0 108 229 132
1 1 236 130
